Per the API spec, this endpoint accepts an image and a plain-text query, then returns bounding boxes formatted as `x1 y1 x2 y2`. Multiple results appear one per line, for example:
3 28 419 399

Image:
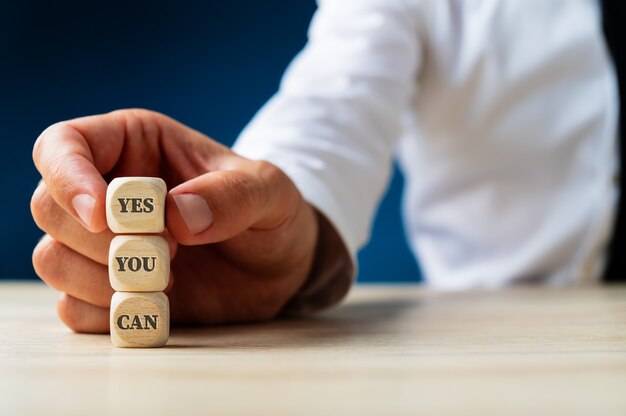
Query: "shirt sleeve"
233 0 422 309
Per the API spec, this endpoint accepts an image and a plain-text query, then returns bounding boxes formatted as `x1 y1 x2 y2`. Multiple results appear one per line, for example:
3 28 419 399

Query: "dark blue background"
0 0 420 283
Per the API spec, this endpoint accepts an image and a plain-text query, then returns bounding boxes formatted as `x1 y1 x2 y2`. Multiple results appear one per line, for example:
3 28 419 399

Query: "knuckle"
33 122 75 195
32 237 65 287
32 235 53 277
30 182 59 231
111 108 156 118
56 294 81 333
221 172 257 213
110 108 165 126
32 122 64 164
45 157 72 195
30 183 47 230
255 160 298 210
257 160 290 191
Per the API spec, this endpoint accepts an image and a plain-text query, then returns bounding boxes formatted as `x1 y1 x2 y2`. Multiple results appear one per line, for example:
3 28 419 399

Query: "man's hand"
31 109 319 333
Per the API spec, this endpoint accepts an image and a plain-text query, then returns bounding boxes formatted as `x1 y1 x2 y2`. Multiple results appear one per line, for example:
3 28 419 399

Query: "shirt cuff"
280 208 355 315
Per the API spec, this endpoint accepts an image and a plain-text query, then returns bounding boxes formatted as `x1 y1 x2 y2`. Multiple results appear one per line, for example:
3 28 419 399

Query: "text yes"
117 197 155 213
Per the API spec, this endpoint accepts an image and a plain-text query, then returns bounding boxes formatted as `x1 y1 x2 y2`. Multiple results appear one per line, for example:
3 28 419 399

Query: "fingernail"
72 194 95 229
173 194 213 234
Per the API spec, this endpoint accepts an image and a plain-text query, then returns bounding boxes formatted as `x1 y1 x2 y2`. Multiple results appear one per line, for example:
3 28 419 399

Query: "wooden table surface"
1 282 625 415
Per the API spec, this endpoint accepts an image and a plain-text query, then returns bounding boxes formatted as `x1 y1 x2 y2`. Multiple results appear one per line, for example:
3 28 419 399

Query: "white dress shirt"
234 0 619 288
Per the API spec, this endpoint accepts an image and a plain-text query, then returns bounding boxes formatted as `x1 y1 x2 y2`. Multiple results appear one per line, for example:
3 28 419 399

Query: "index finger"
32 111 127 232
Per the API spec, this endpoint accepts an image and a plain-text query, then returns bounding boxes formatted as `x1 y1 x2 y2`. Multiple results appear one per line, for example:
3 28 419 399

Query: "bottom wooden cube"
110 292 169 348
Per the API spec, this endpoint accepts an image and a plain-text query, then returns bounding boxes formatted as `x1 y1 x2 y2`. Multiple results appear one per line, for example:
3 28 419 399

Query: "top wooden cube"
106 177 167 233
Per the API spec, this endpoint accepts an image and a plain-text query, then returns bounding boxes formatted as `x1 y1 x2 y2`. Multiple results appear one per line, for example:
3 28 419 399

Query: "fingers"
57 293 109 334
167 246 290 325
32 181 115 264
33 235 114 308
32 109 219 233
32 117 121 232
33 108 237 241
167 160 300 245
32 181 179 264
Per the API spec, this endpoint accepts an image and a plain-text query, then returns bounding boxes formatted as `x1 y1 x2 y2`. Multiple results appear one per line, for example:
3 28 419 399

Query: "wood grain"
108 235 170 292
105 177 166 233
110 291 170 348
1 282 626 415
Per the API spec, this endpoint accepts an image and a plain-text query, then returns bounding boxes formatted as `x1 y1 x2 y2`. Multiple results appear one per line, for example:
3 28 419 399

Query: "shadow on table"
168 296 418 350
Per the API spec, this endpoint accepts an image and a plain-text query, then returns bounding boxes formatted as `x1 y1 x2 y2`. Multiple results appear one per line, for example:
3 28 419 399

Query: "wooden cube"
108 235 170 292
110 292 169 348
106 177 166 234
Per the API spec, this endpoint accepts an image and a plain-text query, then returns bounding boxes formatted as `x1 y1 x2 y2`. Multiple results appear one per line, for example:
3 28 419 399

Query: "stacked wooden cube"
106 177 170 348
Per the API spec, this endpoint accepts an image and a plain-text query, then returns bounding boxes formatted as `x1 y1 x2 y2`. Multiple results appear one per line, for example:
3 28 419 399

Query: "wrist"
280 208 355 316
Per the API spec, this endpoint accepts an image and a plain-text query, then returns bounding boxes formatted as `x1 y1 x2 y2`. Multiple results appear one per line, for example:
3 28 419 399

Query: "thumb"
166 160 298 245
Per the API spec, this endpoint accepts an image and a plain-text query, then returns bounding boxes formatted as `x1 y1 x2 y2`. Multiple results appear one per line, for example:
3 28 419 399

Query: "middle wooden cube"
108 235 170 292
